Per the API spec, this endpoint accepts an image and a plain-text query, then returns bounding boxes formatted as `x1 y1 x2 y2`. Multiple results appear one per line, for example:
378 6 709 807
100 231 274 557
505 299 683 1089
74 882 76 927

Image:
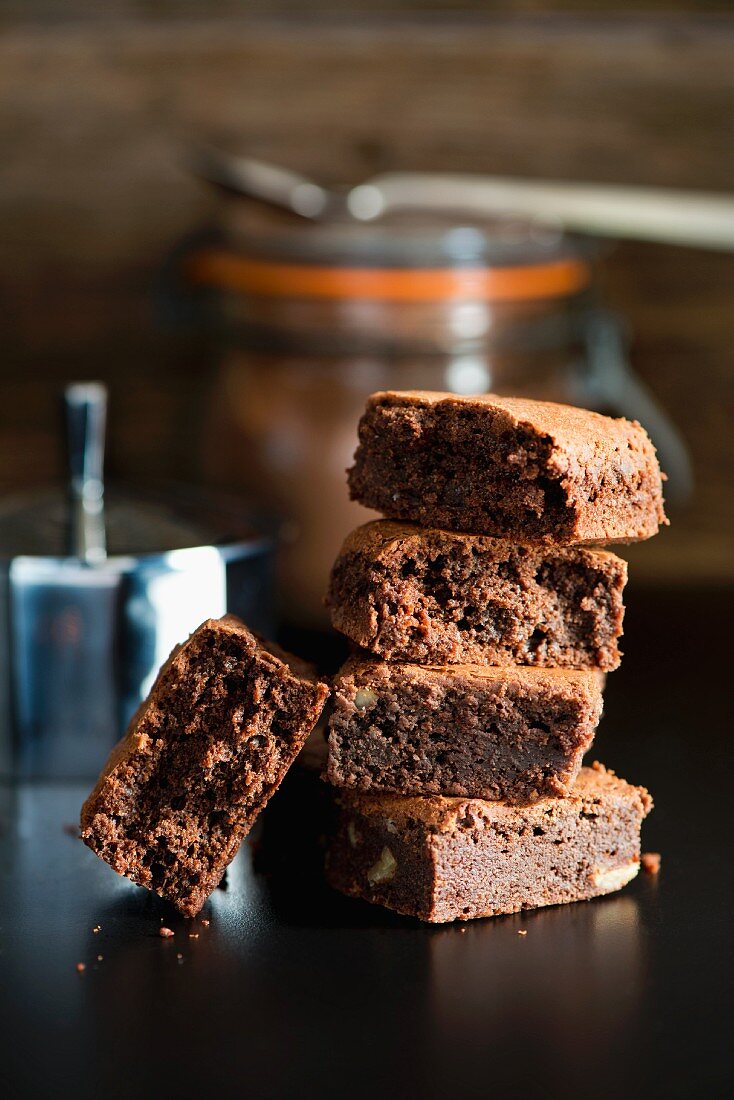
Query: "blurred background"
2 10 733 1079
2 1 733 636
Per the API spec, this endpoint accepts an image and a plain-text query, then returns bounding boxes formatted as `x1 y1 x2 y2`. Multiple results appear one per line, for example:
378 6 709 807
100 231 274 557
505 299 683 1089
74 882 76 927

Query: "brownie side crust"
326 764 652 922
327 656 604 802
328 520 627 669
81 616 329 916
348 390 666 544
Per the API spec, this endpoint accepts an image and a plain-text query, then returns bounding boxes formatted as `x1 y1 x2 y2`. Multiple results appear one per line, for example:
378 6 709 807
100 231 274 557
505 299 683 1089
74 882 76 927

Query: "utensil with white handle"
193 149 734 250
348 172 734 250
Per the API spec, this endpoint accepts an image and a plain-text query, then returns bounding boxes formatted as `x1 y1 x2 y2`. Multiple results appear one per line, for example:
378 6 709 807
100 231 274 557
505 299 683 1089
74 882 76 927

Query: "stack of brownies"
324 390 663 922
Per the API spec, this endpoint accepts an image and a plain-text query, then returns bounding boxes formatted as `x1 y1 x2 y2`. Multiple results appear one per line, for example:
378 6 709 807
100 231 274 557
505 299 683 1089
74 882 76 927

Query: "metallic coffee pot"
0 384 275 780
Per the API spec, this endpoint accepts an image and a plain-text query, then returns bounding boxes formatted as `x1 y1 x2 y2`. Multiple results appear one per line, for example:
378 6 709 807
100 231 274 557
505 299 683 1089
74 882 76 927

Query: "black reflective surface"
1 588 732 1100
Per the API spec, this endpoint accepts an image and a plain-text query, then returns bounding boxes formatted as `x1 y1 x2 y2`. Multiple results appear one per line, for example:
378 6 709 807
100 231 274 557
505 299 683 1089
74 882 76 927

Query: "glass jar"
185 210 688 627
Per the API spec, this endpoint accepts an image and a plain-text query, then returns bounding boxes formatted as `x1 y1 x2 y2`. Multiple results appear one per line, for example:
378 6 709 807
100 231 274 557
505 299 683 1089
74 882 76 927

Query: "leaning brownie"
348 390 666 543
327 656 603 802
326 764 652 923
81 616 329 916
328 520 627 669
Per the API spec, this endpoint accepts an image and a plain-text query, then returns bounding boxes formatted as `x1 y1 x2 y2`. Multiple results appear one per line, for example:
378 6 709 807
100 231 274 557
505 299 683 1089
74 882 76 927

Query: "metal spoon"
192 147 344 220
194 148 734 251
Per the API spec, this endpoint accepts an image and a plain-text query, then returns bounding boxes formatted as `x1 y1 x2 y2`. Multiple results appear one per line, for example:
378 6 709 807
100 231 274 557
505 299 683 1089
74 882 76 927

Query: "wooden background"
1 3 733 583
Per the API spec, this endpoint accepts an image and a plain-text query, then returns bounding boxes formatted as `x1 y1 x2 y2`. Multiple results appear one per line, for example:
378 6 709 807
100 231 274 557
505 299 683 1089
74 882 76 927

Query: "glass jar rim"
218 201 598 265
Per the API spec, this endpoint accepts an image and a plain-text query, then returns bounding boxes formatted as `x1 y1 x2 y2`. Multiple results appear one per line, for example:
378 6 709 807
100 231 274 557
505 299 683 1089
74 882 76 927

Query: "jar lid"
1 383 274 564
0 483 271 561
222 202 592 263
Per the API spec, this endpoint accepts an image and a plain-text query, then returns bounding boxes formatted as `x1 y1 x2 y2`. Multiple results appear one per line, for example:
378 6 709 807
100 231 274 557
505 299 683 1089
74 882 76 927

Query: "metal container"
0 384 275 780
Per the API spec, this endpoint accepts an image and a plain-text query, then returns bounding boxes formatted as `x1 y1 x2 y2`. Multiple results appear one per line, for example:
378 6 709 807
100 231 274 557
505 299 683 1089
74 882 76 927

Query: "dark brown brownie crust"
327 656 604 802
326 764 652 922
81 616 329 916
348 391 666 544
328 520 627 669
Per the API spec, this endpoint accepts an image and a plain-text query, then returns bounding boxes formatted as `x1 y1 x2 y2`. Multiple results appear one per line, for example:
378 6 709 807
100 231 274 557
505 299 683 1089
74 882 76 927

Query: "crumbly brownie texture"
328 520 627 669
80 616 329 916
348 391 666 544
326 764 652 922
327 656 604 802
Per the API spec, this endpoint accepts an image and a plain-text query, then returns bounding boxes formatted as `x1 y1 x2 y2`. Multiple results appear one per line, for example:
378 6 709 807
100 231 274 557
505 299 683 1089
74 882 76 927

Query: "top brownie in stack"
348 390 666 543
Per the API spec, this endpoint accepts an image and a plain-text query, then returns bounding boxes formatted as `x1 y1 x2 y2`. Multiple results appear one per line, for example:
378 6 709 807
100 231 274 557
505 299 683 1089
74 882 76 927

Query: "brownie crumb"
92 925 101 934
159 927 175 938
97 955 104 962
201 920 210 927
76 962 86 973
517 930 528 936
642 852 661 875
189 933 200 939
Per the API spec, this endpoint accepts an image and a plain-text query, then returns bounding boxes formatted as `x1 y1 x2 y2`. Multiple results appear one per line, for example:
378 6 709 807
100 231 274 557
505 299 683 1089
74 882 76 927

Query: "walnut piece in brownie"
327 656 604 802
328 520 627 669
348 391 666 544
326 764 652 922
80 616 329 917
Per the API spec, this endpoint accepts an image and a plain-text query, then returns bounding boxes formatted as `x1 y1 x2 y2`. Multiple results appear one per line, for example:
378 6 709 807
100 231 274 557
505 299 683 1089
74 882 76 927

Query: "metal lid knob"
65 382 107 563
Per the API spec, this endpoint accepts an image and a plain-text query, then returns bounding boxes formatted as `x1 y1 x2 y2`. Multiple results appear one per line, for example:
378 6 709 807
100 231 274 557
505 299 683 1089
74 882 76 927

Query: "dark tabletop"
1 585 732 1100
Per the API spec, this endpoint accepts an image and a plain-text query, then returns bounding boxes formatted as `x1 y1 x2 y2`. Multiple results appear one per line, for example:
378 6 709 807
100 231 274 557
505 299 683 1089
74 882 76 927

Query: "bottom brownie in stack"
326 763 652 923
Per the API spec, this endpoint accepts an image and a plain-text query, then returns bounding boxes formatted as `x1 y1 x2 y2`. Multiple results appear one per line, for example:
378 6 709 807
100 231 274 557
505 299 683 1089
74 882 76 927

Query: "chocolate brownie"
80 616 329 916
327 656 603 801
326 763 652 922
328 520 627 669
348 390 666 543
